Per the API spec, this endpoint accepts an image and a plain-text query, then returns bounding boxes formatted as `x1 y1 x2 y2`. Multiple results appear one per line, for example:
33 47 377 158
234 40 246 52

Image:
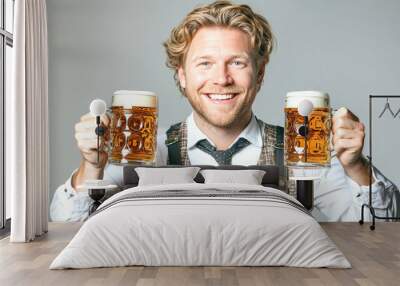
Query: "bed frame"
122 165 281 189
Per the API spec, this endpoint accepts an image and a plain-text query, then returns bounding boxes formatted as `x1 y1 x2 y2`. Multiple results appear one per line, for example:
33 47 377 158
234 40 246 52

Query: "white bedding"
50 183 351 269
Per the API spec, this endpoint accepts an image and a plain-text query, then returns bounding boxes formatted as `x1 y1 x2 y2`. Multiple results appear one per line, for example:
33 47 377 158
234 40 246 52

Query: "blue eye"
199 62 210 67
231 60 245 67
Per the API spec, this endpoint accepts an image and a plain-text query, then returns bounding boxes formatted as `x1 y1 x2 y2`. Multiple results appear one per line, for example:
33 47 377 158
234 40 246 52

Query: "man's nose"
212 64 233 86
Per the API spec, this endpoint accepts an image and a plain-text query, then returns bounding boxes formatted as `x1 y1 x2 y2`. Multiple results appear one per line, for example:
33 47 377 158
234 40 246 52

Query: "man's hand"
71 113 110 189
332 107 365 167
332 107 372 186
75 113 110 168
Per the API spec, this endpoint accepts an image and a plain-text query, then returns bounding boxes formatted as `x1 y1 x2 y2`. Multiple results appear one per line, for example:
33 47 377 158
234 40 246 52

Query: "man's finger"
75 116 110 132
78 139 97 152
80 113 94 122
80 113 110 125
78 138 106 151
333 136 364 151
334 107 359 122
75 121 97 132
79 142 106 154
75 131 97 141
333 126 364 138
332 118 359 131
333 138 358 152
332 128 359 140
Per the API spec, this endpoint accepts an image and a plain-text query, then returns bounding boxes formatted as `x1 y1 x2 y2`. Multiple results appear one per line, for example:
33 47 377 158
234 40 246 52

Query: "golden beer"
108 91 157 165
284 91 331 167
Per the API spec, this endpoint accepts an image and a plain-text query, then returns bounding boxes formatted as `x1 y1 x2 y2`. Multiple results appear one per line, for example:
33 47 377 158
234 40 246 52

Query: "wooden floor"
0 222 399 286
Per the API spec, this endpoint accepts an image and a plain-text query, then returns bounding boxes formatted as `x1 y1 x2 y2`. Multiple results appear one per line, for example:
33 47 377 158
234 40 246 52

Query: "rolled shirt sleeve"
50 165 125 222
50 170 92 222
312 154 400 221
347 163 400 220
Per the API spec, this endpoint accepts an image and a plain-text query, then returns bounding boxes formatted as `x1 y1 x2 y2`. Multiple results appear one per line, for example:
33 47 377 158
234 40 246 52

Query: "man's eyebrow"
230 54 250 60
191 55 213 62
190 54 251 62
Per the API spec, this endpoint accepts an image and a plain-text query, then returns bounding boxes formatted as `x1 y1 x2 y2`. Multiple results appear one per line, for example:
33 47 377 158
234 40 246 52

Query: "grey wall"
48 0 400 197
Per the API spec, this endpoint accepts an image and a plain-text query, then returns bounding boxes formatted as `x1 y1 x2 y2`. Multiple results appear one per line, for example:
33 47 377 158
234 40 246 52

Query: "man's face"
178 26 264 128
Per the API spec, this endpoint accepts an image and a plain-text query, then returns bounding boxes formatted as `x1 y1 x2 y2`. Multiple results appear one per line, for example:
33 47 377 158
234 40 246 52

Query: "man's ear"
178 66 186 90
256 61 267 85
256 61 267 92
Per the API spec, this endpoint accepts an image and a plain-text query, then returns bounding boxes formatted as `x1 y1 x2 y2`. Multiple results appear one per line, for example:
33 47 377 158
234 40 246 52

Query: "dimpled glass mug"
107 90 158 165
284 91 332 168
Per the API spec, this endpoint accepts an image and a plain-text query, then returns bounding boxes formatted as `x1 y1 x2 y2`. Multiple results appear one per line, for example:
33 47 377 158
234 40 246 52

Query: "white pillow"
200 169 266 185
135 167 201 186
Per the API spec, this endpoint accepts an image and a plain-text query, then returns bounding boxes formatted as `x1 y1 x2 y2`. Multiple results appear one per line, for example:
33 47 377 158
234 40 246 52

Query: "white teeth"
208 94 234 100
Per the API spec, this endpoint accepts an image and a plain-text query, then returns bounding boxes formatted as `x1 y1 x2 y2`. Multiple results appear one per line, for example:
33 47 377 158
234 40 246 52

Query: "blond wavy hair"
163 0 275 93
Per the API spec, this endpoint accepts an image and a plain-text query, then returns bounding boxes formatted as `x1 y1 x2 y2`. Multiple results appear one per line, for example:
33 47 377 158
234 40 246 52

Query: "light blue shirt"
50 113 399 222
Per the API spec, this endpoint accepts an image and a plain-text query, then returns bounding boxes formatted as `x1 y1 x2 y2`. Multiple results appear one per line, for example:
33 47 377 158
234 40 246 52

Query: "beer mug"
284 91 331 168
107 90 158 165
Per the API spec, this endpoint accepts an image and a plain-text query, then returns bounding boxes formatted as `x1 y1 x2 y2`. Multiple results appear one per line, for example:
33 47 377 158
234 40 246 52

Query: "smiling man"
50 0 399 222
163 5 279 168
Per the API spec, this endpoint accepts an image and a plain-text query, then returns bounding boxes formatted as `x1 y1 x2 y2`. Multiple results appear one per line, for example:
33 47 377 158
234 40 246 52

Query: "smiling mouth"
204 93 239 101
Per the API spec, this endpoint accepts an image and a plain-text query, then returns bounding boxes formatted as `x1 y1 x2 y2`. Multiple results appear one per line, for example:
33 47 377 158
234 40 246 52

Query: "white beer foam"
112 90 157 108
286 90 330 108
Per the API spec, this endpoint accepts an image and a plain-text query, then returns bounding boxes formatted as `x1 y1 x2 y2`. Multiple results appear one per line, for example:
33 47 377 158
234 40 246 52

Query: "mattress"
50 183 351 269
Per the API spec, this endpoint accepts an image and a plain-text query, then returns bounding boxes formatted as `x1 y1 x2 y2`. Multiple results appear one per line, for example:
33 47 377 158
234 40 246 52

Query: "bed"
49 165 350 269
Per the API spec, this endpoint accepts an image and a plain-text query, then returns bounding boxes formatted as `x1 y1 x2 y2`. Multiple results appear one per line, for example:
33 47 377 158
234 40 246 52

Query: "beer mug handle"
328 108 340 152
99 108 113 153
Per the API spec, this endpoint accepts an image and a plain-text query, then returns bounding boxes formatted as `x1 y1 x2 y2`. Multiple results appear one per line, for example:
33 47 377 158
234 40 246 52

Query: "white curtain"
8 0 49 242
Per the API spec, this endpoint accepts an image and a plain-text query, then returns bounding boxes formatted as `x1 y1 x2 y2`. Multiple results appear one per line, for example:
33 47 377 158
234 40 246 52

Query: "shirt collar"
186 112 263 150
